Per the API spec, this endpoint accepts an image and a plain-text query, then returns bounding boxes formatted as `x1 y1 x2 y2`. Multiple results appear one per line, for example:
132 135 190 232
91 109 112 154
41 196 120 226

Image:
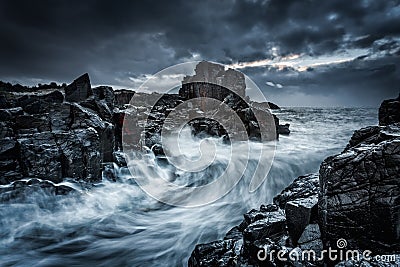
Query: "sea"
0 107 378 266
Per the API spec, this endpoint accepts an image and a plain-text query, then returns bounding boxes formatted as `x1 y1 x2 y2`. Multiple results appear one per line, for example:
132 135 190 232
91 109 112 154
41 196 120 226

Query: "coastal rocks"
65 73 92 102
319 124 400 254
379 94 400 126
242 208 286 260
319 95 400 256
114 89 135 107
188 174 321 266
285 196 318 244
189 95 400 266
273 173 319 209
251 101 280 110
278 123 290 135
181 61 246 99
188 234 243 267
0 73 114 186
18 132 62 182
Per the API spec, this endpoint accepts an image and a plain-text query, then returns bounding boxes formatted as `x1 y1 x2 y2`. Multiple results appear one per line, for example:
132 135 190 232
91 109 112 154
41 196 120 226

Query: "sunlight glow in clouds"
229 49 369 72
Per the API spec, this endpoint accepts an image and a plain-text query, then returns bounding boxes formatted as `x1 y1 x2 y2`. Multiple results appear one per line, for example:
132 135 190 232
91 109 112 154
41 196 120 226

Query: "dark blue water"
0 107 378 266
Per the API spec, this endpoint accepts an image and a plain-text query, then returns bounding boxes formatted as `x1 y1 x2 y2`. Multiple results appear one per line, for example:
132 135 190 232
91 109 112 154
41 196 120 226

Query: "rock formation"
181 61 246 99
379 93 400 126
188 95 400 266
188 174 322 266
319 96 400 254
0 74 115 187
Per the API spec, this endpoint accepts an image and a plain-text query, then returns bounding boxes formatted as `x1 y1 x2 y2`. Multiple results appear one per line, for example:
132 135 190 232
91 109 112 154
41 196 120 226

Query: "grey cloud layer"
0 0 399 106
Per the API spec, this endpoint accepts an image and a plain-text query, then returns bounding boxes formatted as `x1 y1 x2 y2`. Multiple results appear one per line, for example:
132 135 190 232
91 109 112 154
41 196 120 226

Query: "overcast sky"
1 0 399 107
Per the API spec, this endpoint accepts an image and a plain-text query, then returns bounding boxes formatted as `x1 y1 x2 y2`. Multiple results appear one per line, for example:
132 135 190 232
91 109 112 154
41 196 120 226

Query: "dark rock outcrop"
114 89 135 107
188 174 322 266
181 61 246 99
65 73 92 102
319 123 400 254
0 74 114 186
379 93 400 126
277 123 290 135
189 95 400 266
251 101 280 110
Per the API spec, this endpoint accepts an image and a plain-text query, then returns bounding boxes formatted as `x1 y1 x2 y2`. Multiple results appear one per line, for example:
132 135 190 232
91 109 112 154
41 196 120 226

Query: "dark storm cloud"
0 0 399 106
246 55 400 107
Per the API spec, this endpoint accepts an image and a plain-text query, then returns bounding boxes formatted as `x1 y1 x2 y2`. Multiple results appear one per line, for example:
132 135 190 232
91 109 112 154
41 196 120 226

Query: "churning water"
0 107 378 266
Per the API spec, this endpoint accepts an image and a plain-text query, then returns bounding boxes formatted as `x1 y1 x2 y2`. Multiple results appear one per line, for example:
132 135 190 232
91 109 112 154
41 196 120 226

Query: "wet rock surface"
1 65 285 199
188 174 323 266
319 123 400 254
189 95 400 266
0 73 114 187
379 94 400 126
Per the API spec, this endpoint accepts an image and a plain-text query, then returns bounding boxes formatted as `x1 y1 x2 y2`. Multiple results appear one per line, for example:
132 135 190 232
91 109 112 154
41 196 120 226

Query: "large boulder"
114 89 135 107
319 97 400 254
379 94 400 126
65 73 92 102
319 124 400 254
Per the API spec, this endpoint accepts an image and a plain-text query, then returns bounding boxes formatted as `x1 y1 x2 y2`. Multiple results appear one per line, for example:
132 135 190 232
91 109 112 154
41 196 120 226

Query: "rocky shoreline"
188 95 400 266
0 64 287 200
1 70 398 266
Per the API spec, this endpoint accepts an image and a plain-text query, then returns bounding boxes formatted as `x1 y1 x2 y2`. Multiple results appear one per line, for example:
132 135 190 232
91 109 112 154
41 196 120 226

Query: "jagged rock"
48 103 73 131
273 173 319 209
344 124 400 151
65 73 92 102
114 89 135 107
379 94 400 126
69 103 115 162
0 94 9 108
54 128 101 181
0 139 19 161
0 107 23 122
0 73 115 185
0 109 12 121
285 196 318 244
15 114 51 134
278 123 290 135
297 224 323 252
18 132 62 182
188 238 242 267
242 209 286 258
251 101 281 110
92 86 115 110
188 174 320 266
319 125 400 253
181 61 246 99
80 86 115 121
16 90 64 114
